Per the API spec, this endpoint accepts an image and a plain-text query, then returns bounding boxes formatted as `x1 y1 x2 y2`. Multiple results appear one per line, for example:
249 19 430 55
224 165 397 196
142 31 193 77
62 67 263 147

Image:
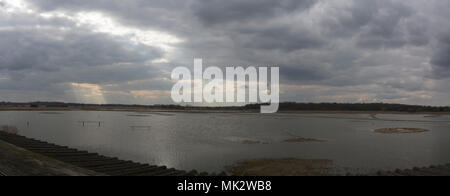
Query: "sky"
0 0 449 106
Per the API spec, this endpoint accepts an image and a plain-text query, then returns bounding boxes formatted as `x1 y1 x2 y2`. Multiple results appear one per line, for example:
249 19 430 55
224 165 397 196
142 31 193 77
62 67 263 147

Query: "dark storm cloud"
0 29 162 71
184 0 428 87
192 0 316 25
280 66 329 82
425 0 450 79
431 34 450 78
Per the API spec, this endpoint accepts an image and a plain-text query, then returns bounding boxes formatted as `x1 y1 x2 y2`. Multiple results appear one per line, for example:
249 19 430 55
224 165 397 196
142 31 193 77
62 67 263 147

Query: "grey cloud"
28 0 183 12
192 0 316 26
322 0 425 49
379 78 429 92
354 1 415 49
280 66 329 83
0 64 165 91
238 26 325 52
360 1 412 36
60 65 164 85
327 0 411 34
27 0 193 34
102 79 174 92
403 16 431 47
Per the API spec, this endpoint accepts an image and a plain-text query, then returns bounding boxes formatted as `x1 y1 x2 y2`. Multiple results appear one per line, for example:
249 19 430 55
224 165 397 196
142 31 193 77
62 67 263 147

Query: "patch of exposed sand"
375 128 429 134
230 158 333 176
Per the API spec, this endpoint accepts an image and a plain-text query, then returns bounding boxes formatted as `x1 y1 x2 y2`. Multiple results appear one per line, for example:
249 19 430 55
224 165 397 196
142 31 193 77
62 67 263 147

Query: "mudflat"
375 128 429 134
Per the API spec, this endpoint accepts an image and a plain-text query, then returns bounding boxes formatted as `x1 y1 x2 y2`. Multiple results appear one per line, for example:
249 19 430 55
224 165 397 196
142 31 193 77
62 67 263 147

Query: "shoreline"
1 106 450 115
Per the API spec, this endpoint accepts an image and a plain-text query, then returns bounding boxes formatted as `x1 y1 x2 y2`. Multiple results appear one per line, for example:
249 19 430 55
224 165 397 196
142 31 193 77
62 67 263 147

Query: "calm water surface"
1 111 449 174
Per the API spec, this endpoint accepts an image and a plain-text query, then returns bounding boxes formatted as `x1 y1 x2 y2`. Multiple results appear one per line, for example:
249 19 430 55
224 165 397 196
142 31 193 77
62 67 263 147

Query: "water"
1 111 449 174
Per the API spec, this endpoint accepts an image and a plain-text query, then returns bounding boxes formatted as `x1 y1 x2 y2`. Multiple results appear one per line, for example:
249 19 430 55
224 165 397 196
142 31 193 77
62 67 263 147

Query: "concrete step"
74 160 129 168
93 162 143 173
107 165 161 176
0 132 202 176
42 152 98 157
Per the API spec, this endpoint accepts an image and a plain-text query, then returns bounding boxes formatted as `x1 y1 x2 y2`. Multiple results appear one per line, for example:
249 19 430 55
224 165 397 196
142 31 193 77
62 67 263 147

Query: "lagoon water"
1 111 450 174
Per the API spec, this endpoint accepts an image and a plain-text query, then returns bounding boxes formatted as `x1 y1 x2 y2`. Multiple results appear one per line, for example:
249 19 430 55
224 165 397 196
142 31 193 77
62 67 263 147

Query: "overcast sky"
0 0 449 106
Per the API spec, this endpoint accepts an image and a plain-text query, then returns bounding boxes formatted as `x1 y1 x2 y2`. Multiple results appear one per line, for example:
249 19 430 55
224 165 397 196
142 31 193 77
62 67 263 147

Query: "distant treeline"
245 102 450 112
1 101 449 112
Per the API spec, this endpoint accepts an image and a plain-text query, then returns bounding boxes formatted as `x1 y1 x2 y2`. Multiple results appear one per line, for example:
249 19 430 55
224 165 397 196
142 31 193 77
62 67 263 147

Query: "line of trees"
245 102 450 112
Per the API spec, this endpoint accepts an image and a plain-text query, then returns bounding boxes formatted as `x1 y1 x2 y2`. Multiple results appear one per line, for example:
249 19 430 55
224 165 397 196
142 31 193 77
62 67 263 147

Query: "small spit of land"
375 128 430 134
241 137 325 145
283 138 326 143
